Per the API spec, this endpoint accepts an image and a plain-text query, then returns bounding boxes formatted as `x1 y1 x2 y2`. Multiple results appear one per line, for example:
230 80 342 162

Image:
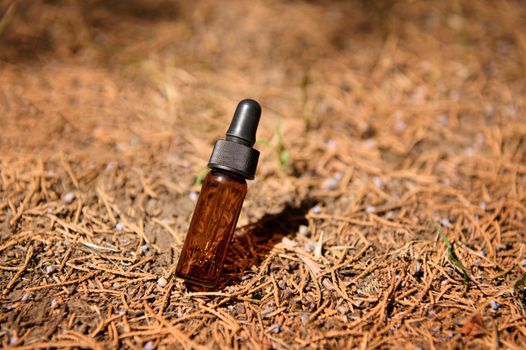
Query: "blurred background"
1 0 526 348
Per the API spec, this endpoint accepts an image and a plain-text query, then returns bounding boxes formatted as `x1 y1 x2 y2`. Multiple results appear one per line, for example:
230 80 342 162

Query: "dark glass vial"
175 170 247 287
176 99 261 288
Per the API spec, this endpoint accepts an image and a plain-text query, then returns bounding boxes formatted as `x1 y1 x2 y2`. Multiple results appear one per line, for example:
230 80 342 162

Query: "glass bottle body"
175 169 247 287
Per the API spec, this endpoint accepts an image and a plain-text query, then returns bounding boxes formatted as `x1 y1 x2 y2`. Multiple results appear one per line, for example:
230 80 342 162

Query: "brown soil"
1 0 526 349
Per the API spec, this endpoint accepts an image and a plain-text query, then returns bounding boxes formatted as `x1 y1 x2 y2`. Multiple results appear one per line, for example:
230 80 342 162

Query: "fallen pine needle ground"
1 0 526 349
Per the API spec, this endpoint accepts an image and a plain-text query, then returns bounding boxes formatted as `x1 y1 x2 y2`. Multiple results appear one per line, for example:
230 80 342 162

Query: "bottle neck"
225 135 252 146
209 168 247 183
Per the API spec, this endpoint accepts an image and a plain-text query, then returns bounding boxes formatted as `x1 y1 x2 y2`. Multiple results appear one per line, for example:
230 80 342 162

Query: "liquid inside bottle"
176 171 247 287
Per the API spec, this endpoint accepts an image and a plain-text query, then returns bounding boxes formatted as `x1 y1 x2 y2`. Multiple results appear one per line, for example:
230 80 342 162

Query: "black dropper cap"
208 99 261 180
226 99 261 147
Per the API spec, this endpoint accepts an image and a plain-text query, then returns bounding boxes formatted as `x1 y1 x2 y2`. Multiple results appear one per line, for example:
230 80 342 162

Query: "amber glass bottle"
176 99 261 288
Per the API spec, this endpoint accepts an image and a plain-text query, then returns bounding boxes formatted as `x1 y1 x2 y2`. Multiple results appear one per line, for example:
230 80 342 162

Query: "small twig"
4 245 34 294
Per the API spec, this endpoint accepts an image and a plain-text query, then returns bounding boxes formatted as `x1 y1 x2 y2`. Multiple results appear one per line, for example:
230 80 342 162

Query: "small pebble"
9 337 18 346
50 299 57 308
157 277 168 288
188 192 198 202
300 313 309 325
325 139 337 150
162 218 170 225
491 300 500 311
438 114 448 126
270 324 280 334
364 139 376 150
106 161 115 170
484 106 495 117
47 208 53 214
282 289 293 299
140 244 149 254
366 205 376 213
373 176 383 188
115 223 125 231
386 211 395 220
63 192 75 204
310 205 321 214
277 280 286 289
298 225 309 237
337 305 349 314
21 294 30 302
235 304 246 315
394 120 407 132
323 172 343 190
46 266 54 274
144 340 155 350
480 201 487 211
521 259 526 267
440 218 450 227
304 241 315 253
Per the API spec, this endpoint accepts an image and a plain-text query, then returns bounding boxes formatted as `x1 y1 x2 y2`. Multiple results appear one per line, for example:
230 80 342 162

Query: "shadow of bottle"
217 198 315 289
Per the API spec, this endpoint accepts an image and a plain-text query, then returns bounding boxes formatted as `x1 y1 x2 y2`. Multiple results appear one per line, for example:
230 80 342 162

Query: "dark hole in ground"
217 198 316 289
